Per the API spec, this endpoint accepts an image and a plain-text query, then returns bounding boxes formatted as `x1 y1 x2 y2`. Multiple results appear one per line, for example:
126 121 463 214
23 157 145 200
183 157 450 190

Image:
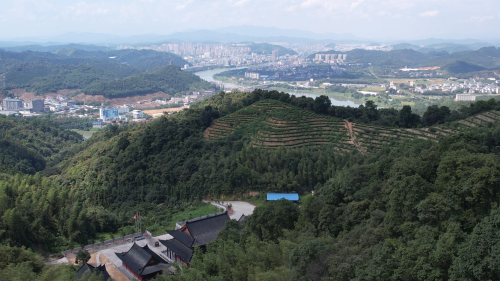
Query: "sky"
1 0 500 40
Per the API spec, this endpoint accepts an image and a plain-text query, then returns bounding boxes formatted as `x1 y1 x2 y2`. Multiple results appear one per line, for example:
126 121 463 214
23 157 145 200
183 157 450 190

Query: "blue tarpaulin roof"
267 193 299 201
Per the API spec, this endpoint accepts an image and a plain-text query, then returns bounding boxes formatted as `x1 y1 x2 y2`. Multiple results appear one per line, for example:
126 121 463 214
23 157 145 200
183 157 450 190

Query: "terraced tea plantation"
351 110 500 153
204 100 355 151
204 99 500 153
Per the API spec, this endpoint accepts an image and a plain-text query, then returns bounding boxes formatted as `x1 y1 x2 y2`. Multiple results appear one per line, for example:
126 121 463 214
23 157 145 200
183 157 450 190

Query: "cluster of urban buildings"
117 42 331 68
313 53 348 63
332 44 393 52
95 106 144 126
1 96 98 117
0 98 44 115
240 65 345 82
413 80 500 95
118 42 251 57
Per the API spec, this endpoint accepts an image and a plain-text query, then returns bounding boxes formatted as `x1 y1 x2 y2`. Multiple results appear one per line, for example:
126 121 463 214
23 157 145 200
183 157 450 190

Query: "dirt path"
368 67 380 79
344 120 367 155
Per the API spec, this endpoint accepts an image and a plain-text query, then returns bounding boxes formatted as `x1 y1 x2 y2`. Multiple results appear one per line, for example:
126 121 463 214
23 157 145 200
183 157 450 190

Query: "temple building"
115 243 171 280
76 263 111 280
160 212 230 266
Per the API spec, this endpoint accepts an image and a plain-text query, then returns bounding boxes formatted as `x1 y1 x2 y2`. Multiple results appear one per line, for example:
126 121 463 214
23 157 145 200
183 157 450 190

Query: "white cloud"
349 0 364 11
300 0 320 8
469 15 494 22
175 0 192 11
419 10 439 17
286 5 298 12
234 0 250 7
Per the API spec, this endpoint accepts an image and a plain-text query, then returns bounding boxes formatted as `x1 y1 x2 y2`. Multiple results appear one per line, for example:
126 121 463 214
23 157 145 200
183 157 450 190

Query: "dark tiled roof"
186 212 230 246
76 263 110 281
115 243 170 276
76 263 95 279
167 230 194 247
96 265 111 281
238 214 246 225
160 239 194 262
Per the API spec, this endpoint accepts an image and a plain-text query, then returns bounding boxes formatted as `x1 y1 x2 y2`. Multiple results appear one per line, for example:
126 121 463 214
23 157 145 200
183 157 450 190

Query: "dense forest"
0 48 193 95
1 89 500 280
0 115 82 174
81 65 215 98
162 127 500 280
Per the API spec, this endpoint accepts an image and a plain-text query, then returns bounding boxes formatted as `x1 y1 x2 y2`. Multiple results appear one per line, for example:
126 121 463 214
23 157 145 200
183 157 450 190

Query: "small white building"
455 94 476 102
132 110 145 120
118 106 130 114
49 105 63 111
358 90 380 96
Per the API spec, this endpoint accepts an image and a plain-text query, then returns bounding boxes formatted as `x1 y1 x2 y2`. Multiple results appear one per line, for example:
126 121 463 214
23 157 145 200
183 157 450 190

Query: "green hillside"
82 64 215 98
205 98 500 155
0 115 82 174
0 48 191 95
2 89 500 279
4 62 121 94
442 60 487 73
205 99 353 151
249 43 297 55
311 46 500 72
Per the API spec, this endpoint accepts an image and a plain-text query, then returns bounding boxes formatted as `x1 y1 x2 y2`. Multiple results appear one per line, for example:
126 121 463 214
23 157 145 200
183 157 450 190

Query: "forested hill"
249 43 297 55
0 48 191 95
2 90 500 279
0 115 82 174
0 48 189 70
205 96 500 154
167 123 500 281
82 64 215 98
310 46 500 73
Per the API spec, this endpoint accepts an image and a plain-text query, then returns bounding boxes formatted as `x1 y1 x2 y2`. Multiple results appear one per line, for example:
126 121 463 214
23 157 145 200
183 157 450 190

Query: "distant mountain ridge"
1 25 499 47
311 46 500 73
0 28 365 45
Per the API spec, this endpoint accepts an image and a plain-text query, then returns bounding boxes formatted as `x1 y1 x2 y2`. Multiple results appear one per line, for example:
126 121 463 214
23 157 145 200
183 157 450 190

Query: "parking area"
224 201 256 220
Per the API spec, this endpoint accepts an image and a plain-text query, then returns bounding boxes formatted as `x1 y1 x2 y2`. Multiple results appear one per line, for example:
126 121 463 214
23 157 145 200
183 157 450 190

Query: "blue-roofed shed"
267 193 299 201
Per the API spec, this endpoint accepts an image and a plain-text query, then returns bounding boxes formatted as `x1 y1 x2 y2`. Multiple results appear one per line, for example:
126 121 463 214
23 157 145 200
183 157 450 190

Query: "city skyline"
1 0 500 41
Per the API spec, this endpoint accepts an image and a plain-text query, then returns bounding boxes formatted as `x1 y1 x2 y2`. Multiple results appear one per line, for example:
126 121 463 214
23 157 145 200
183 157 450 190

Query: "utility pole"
134 213 141 233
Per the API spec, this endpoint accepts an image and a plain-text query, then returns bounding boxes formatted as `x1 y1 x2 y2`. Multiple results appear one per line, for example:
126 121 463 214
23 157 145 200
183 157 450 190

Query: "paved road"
46 257 69 265
223 201 256 220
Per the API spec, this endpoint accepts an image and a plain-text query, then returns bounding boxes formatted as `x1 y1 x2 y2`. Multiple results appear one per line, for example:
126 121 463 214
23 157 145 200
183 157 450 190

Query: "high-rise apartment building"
28 99 44 113
2 98 23 110
272 50 279 60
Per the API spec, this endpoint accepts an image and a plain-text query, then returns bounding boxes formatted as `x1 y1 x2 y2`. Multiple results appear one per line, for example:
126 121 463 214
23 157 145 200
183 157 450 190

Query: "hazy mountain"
1 44 111 53
391 42 496 54
0 29 358 46
214 25 363 41
1 27 498 47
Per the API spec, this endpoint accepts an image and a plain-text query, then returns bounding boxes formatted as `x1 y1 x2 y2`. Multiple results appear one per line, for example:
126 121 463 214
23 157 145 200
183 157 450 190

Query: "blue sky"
2 0 500 40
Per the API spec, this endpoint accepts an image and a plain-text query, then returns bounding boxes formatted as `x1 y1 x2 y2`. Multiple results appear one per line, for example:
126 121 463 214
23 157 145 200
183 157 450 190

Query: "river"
194 68 359 107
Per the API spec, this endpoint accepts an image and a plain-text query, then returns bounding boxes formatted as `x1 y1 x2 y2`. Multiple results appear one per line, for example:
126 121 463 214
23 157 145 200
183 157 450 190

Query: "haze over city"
2 0 500 42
